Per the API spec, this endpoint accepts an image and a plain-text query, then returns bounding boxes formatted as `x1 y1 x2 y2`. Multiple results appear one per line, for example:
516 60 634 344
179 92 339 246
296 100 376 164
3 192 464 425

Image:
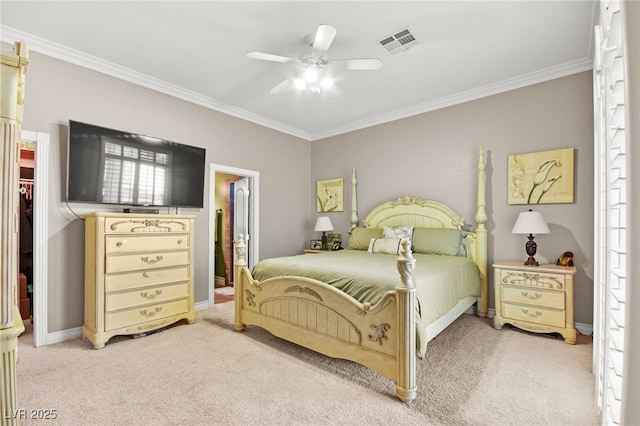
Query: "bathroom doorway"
209 164 259 306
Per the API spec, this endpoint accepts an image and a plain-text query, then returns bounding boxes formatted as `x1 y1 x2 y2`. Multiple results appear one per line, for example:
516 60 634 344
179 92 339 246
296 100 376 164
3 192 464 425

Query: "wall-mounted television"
67 120 206 208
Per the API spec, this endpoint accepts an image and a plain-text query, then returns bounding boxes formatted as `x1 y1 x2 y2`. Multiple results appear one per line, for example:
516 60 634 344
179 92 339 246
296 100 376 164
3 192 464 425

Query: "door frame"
20 130 49 347
208 164 259 307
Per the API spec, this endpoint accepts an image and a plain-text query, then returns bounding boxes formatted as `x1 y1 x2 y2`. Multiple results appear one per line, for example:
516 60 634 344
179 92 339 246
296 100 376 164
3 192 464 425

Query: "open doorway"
17 130 49 347
209 164 259 306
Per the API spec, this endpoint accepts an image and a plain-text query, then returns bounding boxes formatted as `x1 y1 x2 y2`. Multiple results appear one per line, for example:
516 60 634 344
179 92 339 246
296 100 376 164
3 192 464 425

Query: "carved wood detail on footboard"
233 236 417 403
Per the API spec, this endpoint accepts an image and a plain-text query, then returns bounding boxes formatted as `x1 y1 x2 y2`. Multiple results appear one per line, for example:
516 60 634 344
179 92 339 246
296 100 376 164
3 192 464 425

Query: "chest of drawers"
82 213 196 349
493 261 577 344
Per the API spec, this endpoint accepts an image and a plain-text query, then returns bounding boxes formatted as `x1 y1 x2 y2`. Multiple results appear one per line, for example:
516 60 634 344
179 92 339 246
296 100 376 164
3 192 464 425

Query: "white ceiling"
1 1 597 141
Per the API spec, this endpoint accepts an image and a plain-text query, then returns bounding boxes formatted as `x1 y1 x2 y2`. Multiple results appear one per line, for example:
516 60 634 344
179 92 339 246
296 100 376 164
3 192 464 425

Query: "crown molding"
3 26 591 142
310 57 594 141
2 27 312 141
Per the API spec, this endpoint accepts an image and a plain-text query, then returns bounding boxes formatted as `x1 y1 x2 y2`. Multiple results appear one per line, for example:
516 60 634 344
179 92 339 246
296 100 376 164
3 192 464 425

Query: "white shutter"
593 1 627 424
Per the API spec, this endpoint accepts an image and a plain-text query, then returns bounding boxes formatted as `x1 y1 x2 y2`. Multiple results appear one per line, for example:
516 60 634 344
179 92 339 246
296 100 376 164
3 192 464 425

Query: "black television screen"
67 120 206 208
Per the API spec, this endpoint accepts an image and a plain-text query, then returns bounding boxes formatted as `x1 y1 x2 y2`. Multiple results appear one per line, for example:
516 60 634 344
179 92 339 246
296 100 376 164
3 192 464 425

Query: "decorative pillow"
348 227 383 250
383 225 414 245
368 238 403 255
412 228 462 256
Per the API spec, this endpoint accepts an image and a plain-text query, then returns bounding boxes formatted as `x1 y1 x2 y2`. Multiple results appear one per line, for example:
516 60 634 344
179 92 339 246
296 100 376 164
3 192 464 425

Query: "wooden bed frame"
233 148 488 403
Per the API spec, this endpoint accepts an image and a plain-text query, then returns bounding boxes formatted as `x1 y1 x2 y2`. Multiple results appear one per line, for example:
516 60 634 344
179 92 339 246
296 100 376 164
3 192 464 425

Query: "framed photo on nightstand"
310 240 322 250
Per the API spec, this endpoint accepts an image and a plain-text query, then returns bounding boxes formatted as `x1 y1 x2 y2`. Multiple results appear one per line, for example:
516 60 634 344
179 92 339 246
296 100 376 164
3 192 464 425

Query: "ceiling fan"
247 24 382 95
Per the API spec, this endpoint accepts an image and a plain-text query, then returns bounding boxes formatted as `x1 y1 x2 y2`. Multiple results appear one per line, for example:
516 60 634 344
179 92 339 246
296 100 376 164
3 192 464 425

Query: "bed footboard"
234 236 417 403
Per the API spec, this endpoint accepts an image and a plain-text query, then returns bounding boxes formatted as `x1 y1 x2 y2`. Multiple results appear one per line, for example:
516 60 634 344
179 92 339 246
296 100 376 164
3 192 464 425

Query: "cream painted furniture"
303 249 326 254
82 213 196 349
493 261 577 344
1 41 29 425
234 148 488 404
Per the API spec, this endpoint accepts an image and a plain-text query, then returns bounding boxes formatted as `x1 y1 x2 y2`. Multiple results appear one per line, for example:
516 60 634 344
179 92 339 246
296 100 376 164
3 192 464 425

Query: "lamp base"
523 234 539 266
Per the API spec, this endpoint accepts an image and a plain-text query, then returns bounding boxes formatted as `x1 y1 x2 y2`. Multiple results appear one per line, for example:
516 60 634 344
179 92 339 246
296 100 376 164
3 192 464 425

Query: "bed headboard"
362 197 465 230
348 148 488 317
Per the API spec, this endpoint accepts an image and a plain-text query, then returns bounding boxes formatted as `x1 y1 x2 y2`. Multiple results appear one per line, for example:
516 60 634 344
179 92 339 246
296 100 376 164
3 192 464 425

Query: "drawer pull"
521 309 543 318
139 306 163 318
140 289 163 300
178 239 183 244
521 292 542 300
141 255 163 265
142 271 149 278
116 241 124 247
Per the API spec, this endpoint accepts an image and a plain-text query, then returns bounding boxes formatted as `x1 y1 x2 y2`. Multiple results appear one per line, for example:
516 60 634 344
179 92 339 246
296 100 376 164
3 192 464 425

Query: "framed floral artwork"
508 148 574 204
316 177 344 212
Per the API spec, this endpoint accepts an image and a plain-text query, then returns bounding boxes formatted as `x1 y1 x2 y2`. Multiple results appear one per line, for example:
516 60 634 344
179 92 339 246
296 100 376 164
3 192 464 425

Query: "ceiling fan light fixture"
320 77 334 89
303 67 319 83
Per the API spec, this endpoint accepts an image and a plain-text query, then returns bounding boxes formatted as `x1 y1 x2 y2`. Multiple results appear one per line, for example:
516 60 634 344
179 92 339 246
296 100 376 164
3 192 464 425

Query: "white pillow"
368 238 403 254
383 225 413 245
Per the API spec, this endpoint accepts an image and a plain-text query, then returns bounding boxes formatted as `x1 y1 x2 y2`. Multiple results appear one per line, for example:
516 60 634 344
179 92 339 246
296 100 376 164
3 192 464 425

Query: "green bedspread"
251 249 481 357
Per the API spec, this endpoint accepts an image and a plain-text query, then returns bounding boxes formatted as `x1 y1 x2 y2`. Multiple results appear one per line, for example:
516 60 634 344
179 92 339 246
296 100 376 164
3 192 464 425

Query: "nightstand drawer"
502 286 565 309
503 303 565 328
499 269 566 291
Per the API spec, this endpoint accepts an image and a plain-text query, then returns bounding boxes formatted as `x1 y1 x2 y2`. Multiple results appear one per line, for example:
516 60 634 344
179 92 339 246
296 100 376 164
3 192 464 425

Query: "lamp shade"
511 210 550 235
314 216 334 232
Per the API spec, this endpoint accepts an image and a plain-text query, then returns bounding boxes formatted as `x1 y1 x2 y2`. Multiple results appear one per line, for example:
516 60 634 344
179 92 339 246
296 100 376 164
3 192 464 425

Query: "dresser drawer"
105 298 189 331
105 234 189 254
106 251 189 273
106 282 189 311
500 269 565 290
502 303 565 328
105 217 190 234
502 286 565 309
105 265 189 292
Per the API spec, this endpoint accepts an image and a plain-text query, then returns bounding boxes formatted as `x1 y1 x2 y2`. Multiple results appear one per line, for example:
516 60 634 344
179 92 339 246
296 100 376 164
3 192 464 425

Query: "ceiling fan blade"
247 51 298 63
332 58 383 70
270 78 291 94
312 24 337 55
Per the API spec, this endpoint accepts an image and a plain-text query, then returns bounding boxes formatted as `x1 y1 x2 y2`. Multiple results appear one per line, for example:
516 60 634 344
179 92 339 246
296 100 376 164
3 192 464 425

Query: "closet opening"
18 143 34 332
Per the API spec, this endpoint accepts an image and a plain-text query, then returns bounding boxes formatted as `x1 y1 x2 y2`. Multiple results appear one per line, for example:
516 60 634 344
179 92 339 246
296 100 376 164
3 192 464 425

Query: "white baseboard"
575 322 593 336
46 327 82 346
41 306 594 346
44 301 212 346
195 300 210 310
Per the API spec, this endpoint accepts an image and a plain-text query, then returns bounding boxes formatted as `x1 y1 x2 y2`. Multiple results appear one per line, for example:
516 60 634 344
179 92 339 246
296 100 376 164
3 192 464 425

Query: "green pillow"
412 228 462 256
348 227 383 250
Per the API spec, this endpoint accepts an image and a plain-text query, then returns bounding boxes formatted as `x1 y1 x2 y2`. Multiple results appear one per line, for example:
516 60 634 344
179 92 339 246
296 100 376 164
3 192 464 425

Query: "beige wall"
17 44 595 332
312 71 594 325
19 50 312 332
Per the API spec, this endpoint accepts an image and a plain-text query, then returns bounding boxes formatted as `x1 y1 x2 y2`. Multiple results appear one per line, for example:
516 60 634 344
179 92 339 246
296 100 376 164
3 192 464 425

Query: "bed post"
474 148 489 318
395 239 417 404
350 168 358 230
233 234 247 332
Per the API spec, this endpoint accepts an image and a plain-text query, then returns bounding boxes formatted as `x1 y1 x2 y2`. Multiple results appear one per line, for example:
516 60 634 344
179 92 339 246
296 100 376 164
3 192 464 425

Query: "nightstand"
303 249 326 254
493 261 577 344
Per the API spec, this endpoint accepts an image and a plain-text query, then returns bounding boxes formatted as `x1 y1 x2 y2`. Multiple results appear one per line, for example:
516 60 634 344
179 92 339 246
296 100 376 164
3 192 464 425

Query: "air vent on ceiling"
377 27 419 56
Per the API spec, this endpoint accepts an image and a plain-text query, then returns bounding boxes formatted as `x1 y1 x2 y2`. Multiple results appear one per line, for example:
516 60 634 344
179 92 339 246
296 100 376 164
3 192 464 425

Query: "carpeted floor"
15 302 598 425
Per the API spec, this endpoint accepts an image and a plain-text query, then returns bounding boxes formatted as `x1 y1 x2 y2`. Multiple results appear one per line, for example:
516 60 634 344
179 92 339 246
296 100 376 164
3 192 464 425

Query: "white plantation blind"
593 1 627 424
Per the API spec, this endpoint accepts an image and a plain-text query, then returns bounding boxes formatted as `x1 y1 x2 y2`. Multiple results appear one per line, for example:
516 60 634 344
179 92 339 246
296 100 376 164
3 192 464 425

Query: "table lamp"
512 209 550 266
314 216 334 250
